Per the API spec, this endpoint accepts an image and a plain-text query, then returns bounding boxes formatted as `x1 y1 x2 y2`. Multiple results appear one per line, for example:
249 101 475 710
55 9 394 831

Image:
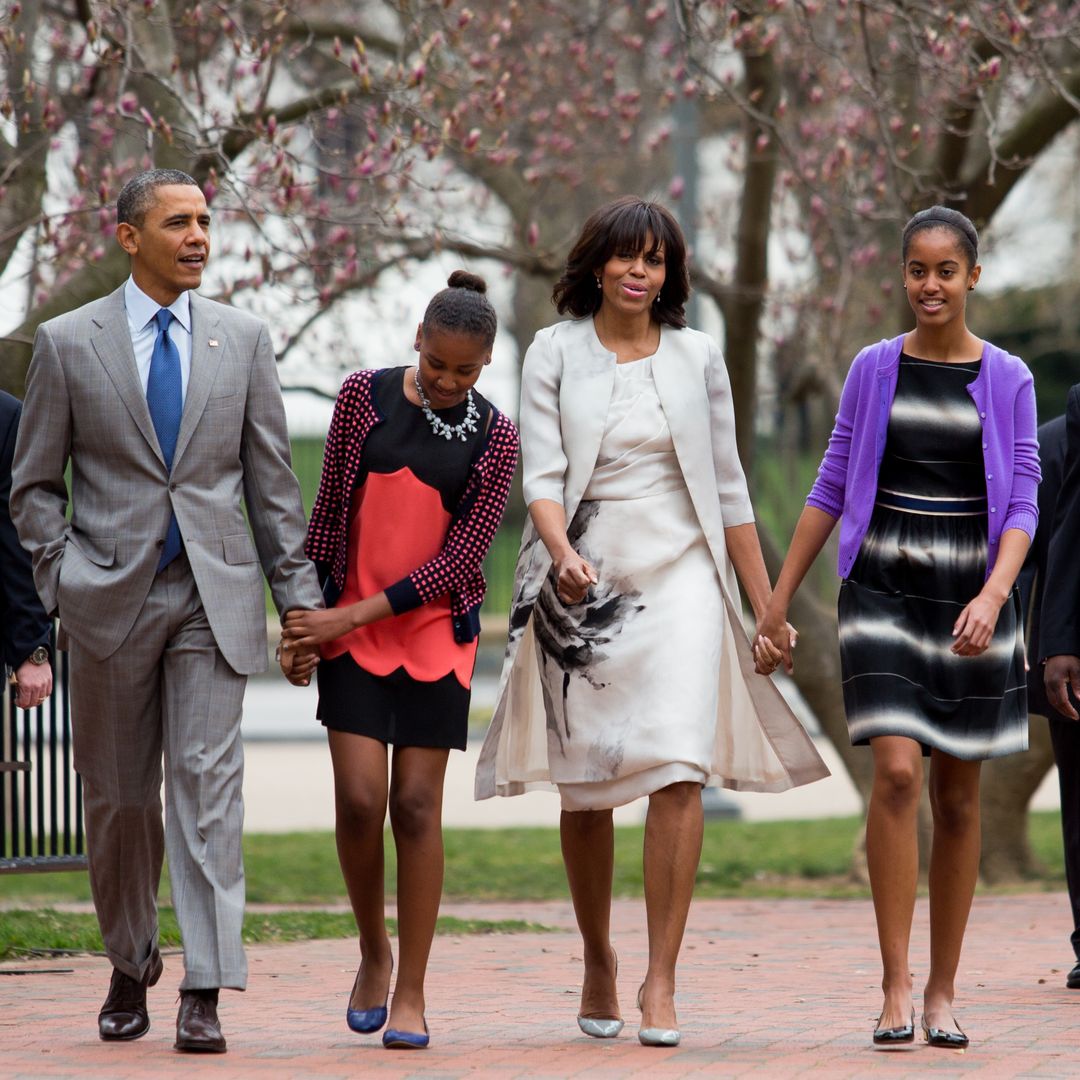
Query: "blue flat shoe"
345 960 391 1034
347 1002 388 1034
382 1019 429 1049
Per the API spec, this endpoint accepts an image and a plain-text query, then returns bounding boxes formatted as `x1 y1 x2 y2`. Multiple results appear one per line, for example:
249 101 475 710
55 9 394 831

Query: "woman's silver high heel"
577 948 624 1038
636 984 680 1047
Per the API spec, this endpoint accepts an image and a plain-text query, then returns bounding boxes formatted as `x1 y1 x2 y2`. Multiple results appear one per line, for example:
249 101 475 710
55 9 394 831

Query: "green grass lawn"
2 813 1068 909
0 909 552 961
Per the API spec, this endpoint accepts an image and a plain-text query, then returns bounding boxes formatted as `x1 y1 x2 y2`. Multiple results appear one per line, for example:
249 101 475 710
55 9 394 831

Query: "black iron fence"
1 631 85 874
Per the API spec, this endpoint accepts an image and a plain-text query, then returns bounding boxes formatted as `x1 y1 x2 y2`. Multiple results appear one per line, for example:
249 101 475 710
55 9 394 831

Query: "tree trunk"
0 247 130 397
979 715 1056 883
720 31 780 473
757 526 873 806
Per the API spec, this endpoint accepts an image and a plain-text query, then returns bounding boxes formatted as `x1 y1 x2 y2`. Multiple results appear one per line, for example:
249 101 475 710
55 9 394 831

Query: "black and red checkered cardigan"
304 368 519 644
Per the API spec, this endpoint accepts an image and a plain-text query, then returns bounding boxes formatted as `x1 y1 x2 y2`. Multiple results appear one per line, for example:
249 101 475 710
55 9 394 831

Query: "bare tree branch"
958 67 1080 224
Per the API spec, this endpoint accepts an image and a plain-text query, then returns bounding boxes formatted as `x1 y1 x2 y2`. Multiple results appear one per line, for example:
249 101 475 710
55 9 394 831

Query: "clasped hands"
753 613 798 678
277 606 358 686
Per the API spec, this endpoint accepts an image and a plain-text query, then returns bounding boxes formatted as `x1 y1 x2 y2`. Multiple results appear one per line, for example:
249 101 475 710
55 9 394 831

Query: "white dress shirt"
123 276 193 403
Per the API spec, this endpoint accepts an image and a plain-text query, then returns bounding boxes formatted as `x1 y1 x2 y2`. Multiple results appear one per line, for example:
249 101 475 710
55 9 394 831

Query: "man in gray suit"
11 169 321 1052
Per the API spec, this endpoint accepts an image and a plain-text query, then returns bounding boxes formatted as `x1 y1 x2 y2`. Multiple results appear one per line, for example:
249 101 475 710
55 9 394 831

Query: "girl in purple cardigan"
757 207 1039 1051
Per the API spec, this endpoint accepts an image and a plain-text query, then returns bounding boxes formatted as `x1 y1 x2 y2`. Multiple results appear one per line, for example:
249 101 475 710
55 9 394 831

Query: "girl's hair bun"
447 269 487 294
423 270 497 346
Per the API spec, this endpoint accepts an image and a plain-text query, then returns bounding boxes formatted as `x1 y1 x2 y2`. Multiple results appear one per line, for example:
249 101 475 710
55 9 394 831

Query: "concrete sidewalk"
2 893 1077 1077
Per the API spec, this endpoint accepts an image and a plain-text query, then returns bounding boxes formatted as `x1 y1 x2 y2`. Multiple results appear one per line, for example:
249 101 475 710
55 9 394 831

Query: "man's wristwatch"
26 646 49 666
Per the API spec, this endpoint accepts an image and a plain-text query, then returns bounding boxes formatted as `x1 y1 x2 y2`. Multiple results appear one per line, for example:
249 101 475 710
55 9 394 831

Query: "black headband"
907 213 977 248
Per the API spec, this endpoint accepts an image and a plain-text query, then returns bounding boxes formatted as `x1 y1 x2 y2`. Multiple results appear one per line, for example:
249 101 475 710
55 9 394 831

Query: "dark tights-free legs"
641 781 704 1031
329 731 449 1036
561 808 620 1022
559 780 704 1033
867 736 980 1036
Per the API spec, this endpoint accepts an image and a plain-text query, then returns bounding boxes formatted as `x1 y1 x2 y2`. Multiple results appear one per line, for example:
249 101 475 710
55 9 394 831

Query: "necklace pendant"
414 367 479 443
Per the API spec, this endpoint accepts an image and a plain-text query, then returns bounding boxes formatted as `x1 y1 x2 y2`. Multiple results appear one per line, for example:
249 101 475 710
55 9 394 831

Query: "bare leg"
924 750 982 1032
327 731 393 1010
386 745 451 1035
866 736 923 1031
560 808 620 1022
640 781 704 1030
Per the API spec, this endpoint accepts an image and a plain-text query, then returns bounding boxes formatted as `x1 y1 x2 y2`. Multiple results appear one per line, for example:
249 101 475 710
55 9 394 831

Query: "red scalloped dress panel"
320 467 477 688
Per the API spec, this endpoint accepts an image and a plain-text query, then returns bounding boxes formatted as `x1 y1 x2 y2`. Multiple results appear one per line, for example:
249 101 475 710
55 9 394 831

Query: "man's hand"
12 658 53 710
1045 654 1080 721
277 637 320 687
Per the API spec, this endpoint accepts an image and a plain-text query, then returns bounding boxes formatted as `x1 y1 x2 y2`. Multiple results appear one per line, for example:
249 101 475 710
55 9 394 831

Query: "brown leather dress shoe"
175 988 227 1053
98 950 164 1041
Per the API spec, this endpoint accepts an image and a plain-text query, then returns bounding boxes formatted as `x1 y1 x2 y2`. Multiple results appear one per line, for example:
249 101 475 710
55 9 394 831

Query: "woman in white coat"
475 197 827 1045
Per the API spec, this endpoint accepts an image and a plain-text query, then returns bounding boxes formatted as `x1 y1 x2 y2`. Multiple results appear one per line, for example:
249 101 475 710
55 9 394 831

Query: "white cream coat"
475 318 829 799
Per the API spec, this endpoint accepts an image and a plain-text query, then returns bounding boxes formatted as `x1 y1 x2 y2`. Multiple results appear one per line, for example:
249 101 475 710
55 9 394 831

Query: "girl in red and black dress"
281 271 518 1050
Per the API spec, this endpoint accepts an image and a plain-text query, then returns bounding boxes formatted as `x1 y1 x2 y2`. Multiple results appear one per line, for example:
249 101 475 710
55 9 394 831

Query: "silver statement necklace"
413 367 480 441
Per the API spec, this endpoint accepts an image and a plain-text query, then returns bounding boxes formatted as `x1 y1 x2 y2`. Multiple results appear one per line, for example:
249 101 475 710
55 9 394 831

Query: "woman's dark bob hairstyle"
552 196 690 328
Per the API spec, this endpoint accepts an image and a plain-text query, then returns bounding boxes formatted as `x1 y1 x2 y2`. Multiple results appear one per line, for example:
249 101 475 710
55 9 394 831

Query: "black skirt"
317 653 470 751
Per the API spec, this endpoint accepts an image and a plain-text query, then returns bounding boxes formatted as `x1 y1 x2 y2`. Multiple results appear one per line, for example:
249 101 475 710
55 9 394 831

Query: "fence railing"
1 630 86 874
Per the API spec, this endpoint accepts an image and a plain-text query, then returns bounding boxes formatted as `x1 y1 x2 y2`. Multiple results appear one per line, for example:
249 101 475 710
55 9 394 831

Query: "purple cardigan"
806 334 1039 580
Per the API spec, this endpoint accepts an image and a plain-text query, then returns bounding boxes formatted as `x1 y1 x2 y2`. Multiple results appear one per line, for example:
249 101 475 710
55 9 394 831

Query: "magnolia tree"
673 0 1080 880
0 0 678 390
2 0 1078 877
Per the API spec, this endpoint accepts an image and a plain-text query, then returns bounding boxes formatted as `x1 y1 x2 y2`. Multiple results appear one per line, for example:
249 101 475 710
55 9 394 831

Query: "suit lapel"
174 295 224 467
90 287 164 466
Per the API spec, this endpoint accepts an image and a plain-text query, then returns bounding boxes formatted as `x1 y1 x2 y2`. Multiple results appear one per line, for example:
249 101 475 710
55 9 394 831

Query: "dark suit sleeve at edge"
0 396 52 668
1041 386 1080 659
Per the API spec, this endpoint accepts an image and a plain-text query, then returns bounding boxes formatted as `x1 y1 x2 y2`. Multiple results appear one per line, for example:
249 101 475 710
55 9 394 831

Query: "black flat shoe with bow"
921 1014 968 1049
872 1009 915 1047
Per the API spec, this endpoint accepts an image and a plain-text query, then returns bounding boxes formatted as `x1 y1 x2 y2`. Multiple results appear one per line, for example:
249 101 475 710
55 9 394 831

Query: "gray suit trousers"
69 553 248 990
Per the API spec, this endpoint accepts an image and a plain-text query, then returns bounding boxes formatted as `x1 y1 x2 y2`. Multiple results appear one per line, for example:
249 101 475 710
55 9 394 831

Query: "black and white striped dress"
838 355 1027 760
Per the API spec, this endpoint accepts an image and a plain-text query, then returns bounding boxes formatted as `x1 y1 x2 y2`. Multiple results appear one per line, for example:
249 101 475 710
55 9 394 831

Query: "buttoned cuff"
385 577 422 615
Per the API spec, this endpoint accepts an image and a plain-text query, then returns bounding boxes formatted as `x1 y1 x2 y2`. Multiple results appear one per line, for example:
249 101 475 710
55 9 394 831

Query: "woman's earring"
595 276 602 289
969 284 975 291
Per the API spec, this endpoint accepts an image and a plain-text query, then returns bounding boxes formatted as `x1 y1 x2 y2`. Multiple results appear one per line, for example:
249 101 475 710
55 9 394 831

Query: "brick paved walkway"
2 893 1077 1077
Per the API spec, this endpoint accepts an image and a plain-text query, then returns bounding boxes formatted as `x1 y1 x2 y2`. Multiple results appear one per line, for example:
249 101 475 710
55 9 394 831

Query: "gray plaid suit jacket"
11 284 322 673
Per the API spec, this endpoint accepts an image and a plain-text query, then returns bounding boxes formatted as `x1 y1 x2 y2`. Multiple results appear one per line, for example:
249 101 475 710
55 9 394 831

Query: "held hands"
553 550 598 605
282 607 357 649
754 608 798 676
276 635 320 687
951 590 1004 657
1044 655 1080 722
277 605 348 687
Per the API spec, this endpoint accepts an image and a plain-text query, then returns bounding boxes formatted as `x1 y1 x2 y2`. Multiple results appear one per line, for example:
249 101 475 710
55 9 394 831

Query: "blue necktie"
146 308 183 571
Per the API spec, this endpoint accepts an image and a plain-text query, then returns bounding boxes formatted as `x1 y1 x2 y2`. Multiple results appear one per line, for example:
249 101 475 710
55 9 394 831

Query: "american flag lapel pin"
208 338 219 347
